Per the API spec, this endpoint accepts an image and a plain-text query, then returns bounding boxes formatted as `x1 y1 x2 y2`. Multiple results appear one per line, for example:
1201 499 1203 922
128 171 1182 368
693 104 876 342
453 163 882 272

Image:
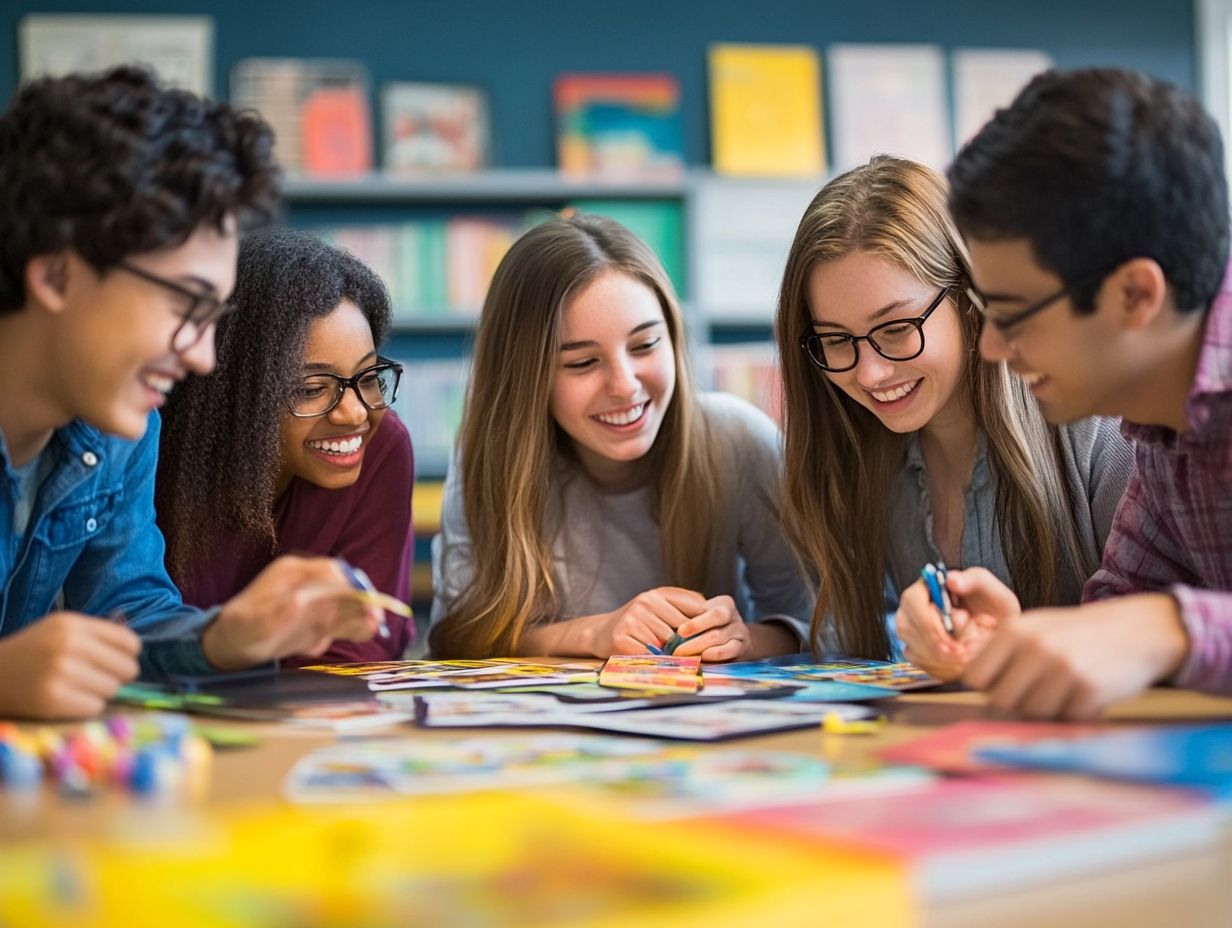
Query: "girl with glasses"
775 156 1135 674
156 227 415 662
429 214 811 660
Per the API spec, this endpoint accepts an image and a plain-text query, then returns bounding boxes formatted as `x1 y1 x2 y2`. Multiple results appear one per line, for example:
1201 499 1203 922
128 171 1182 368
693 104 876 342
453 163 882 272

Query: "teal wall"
1 0 1199 166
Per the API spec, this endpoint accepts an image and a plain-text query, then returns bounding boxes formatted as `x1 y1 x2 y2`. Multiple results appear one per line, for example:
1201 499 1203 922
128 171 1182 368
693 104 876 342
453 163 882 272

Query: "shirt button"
85 517 98 532
81 451 98 467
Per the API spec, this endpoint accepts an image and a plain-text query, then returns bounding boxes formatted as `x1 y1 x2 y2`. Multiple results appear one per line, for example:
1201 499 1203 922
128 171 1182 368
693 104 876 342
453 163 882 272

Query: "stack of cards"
599 655 703 694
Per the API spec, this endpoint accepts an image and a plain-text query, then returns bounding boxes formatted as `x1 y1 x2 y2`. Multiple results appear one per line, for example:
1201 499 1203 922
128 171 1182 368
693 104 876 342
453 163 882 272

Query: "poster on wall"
952 49 1054 149
827 43 950 173
18 14 214 96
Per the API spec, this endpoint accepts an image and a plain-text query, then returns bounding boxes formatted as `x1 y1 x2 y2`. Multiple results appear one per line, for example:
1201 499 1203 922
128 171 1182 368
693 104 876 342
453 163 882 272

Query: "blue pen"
920 561 956 637
337 560 391 639
645 642 663 655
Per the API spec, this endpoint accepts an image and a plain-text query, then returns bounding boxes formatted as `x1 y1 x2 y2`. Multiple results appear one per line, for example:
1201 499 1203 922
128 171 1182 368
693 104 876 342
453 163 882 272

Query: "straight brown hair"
775 156 1089 658
430 214 722 658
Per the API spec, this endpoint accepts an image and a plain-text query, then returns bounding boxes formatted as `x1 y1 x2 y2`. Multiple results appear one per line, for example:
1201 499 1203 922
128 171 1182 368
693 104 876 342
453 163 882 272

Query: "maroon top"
178 411 415 662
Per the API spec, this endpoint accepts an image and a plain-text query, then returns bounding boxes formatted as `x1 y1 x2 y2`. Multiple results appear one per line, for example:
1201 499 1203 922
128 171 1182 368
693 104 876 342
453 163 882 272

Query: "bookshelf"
282 169 817 472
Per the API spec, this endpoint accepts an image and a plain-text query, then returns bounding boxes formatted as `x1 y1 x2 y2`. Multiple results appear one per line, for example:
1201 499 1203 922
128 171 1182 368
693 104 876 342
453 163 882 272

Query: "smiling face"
806 250 967 434
968 237 1123 425
549 270 676 488
277 299 386 494
46 221 237 441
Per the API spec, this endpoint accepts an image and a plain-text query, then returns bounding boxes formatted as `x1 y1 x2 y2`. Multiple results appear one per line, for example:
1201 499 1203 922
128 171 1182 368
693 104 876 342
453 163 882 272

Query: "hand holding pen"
921 561 956 637
896 564 1008 682
336 560 413 639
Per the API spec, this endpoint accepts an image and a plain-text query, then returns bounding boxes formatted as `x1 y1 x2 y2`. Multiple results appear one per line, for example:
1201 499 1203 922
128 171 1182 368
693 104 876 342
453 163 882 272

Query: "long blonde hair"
775 156 1089 658
430 214 720 658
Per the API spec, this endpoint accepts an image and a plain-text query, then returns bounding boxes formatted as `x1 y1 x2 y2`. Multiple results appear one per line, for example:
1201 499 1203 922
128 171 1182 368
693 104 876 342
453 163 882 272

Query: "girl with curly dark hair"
157 226 416 662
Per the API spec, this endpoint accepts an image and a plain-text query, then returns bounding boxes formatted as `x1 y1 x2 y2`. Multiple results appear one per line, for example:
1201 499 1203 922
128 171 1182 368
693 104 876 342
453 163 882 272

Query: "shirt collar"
1122 260 1232 442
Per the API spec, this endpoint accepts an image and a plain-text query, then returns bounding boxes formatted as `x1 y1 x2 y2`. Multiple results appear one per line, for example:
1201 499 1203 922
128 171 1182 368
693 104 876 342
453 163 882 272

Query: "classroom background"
0 0 1220 624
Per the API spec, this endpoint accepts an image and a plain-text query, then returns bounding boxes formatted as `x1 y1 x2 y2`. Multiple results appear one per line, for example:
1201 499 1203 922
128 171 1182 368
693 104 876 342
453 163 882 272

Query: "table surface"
3 684 1231 928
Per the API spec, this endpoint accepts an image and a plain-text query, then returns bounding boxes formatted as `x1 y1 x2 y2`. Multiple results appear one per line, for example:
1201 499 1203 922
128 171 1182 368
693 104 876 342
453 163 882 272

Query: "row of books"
389 343 782 478
229 44 1050 180
314 199 685 321
321 219 519 321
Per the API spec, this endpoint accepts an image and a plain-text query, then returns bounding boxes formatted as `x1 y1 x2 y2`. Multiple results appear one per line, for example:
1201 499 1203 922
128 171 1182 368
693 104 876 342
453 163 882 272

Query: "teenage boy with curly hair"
0 67 384 719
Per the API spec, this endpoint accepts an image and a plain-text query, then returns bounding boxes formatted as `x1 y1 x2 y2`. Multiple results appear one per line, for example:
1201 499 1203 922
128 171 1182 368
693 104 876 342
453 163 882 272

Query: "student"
775 155 1134 665
430 214 811 660
0 67 381 720
897 67 1232 718
157 227 415 662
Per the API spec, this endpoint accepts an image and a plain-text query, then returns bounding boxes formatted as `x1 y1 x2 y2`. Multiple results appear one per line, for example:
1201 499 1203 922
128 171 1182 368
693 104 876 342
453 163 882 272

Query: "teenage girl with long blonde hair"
431 214 811 660
775 156 1134 675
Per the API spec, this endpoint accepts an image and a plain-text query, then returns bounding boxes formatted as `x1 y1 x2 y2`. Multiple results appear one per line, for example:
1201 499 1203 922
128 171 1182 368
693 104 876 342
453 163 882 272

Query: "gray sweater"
430 392 815 641
887 415 1136 607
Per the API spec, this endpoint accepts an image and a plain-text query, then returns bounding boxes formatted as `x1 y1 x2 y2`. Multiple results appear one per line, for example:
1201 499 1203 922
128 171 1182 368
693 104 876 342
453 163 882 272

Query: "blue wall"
1 0 1198 167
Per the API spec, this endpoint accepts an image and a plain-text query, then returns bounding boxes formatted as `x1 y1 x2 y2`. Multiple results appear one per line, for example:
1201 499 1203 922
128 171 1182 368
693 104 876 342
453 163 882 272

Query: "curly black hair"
949 67 1229 315
156 226 393 583
0 65 281 313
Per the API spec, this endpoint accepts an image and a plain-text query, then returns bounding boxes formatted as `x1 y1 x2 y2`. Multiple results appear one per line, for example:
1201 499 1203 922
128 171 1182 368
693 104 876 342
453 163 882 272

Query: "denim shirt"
1 411 215 677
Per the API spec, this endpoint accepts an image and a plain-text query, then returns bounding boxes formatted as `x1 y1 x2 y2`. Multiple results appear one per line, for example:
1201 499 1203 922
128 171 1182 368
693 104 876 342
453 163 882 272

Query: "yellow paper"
708 43 826 177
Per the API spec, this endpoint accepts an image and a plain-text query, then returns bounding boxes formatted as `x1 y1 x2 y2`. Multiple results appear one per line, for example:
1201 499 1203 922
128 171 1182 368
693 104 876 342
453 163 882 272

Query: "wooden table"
3 687 1231 927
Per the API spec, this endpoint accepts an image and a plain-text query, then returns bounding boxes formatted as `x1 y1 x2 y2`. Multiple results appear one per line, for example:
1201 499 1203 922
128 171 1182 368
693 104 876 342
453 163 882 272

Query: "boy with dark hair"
897 67 1232 718
0 67 382 719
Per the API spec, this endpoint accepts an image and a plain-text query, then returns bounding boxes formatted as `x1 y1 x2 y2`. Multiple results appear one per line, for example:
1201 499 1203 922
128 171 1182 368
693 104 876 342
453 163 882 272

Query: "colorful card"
881 721 1103 774
302 659 599 692
413 694 873 742
599 655 703 694
527 675 798 706
721 657 896 680
832 663 942 691
705 657 937 690
285 733 671 803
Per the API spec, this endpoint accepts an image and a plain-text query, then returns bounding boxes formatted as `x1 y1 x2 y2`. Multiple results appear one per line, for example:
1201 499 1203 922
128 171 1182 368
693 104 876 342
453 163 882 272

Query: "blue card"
976 724 1232 799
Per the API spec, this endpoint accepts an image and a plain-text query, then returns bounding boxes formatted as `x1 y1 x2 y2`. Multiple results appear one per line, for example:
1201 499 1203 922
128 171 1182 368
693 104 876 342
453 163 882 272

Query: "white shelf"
283 169 689 203
389 319 476 333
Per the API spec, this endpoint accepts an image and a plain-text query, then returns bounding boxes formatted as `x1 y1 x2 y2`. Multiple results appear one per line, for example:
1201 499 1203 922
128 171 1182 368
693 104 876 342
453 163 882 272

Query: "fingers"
896 581 962 673
612 614 677 655
648 587 709 616
676 596 739 639
78 623 141 680
946 567 1020 620
88 620 143 656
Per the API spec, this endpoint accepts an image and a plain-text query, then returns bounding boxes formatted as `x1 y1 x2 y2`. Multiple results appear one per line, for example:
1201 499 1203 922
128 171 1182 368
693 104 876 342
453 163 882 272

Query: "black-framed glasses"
799 288 950 373
966 268 1110 333
115 260 235 352
289 358 404 418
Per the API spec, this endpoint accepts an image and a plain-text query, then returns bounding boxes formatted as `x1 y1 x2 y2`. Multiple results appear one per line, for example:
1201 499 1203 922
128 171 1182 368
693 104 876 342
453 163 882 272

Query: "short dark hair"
948 67 1229 314
156 226 392 582
0 65 281 313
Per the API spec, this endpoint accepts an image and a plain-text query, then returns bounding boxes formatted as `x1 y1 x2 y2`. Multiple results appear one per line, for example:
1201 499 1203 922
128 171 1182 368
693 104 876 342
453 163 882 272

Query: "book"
827 44 950 172
720 774 1223 901
975 723 1232 798
381 81 489 173
554 73 684 178
707 43 825 177
880 720 1103 774
230 58 372 176
569 198 686 297
951 48 1052 148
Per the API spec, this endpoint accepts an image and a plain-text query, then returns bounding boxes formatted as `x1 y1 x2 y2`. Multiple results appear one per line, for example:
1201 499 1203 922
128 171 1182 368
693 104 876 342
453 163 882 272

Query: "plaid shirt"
1084 267 1232 694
